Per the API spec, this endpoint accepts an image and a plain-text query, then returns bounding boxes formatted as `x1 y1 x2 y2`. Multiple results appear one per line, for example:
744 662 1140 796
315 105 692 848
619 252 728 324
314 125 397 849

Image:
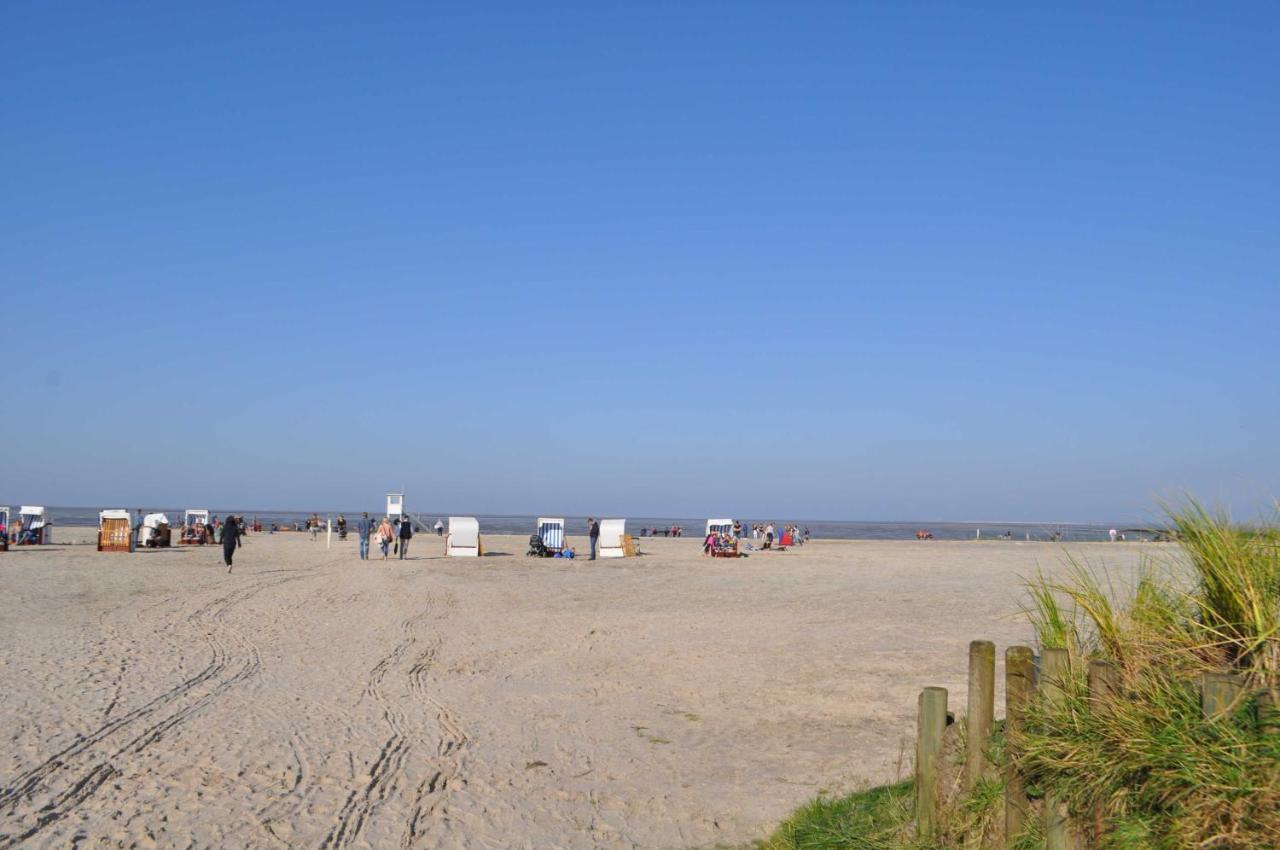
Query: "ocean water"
20 507 1154 542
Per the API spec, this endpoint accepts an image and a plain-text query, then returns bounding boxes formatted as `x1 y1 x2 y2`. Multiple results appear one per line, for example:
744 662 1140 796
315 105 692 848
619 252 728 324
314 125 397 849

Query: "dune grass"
752 501 1280 850
757 781 915 850
1014 502 1280 849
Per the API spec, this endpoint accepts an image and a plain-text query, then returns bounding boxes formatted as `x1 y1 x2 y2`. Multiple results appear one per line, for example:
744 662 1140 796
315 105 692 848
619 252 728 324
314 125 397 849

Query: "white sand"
0 533 1154 848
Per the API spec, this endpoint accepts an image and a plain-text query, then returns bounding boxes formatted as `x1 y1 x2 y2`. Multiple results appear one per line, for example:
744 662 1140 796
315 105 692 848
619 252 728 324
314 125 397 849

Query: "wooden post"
1258 689 1279 735
1088 660 1120 710
966 640 996 790
1202 671 1242 719
1004 646 1035 846
917 686 948 839
1087 660 1120 842
1041 648 1076 850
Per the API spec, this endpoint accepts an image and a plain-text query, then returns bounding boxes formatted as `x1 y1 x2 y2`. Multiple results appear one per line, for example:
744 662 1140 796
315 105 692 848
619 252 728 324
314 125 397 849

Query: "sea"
19 507 1155 542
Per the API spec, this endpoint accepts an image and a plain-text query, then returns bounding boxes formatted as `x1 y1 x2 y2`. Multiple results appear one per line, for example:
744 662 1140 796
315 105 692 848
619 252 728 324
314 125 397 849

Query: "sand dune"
0 533 1154 848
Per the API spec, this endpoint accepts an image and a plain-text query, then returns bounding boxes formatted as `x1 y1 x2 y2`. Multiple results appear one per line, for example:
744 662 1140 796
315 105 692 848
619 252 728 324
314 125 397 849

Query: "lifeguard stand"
386 493 404 521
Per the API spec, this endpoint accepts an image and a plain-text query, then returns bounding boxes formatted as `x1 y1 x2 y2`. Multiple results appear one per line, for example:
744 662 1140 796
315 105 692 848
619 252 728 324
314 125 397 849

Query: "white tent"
536 517 565 551
597 519 627 558
706 518 734 536
446 516 480 557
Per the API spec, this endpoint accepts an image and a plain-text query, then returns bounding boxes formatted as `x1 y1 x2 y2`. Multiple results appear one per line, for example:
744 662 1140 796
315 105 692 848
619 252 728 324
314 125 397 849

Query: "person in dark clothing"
588 517 600 561
398 515 413 560
223 515 243 573
356 512 373 560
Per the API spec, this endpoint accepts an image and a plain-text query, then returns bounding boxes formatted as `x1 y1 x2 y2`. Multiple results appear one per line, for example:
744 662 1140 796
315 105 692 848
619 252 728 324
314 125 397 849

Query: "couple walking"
356 512 414 560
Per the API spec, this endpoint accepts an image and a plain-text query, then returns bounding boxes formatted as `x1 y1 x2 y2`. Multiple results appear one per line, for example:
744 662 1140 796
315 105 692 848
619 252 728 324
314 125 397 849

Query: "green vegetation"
759 781 914 850
755 502 1279 850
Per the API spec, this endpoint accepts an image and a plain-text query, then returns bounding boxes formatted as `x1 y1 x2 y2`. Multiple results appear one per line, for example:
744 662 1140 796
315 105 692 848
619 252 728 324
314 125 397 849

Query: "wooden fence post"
1202 671 1243 720
1004 646 1035 846
917 686 948 839
966 640 996 791
1086 660 1120 842
1087 660 1120 706
1040 648 1077 850
1258 689 1279 735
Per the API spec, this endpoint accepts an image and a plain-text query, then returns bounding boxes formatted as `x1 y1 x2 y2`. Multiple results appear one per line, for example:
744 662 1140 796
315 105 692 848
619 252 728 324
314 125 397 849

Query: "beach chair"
18 506 49 545
706 518 734 537
98 510 133 552
446 516 481 557
182 509 209 544
710 536 740 558
597 519 627 558
138 513 172 548
536 517 565 554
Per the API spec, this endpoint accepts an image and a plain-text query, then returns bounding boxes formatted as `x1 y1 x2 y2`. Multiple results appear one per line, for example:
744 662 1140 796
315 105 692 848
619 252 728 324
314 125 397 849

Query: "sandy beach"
0 533 1155 849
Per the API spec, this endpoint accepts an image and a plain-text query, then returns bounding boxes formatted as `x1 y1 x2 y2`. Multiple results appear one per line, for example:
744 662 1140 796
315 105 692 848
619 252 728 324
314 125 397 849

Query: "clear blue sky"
2 2 1276 522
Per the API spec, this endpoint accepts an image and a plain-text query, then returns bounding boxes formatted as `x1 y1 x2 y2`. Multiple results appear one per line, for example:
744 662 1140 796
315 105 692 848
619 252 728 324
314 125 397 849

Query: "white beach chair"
182 509 210 544
446 516 481 557
19 506 49 544
706 518 734 537
138 513 171 548
537 517 565 553
597 519 627 558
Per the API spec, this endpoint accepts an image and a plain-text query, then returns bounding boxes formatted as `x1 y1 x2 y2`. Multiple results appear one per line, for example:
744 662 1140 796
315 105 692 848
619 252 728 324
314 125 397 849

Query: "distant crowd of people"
747 522 809 548
692 521 810 556
639 525 686 537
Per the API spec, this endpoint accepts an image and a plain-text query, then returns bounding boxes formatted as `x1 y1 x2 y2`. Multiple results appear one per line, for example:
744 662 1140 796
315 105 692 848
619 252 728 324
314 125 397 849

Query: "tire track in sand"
0 571 312 848
321 591 469 850
401 634 469 850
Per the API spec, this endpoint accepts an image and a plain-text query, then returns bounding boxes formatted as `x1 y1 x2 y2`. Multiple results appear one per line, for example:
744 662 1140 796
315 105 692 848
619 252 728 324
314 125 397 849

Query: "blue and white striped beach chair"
536 517 565 553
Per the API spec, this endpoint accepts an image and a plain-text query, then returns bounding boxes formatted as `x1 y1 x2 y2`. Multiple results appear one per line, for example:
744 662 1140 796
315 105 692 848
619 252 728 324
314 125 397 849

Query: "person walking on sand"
223 515 243 573
398 514 413 559
356 512 372 560
588 517 600 561
377 516 394 560
434 519 444 536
